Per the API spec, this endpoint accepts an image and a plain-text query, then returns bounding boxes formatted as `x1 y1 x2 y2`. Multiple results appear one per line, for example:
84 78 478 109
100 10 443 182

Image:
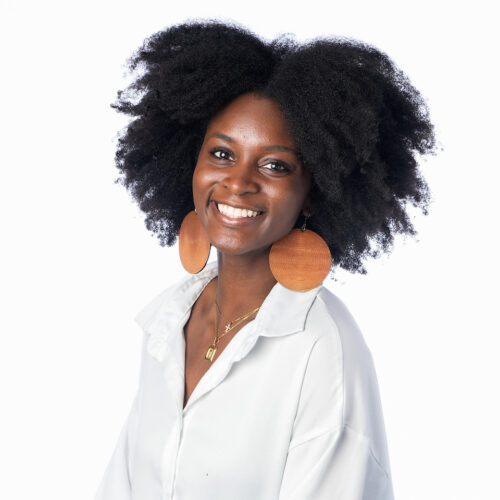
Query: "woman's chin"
211 240 271 260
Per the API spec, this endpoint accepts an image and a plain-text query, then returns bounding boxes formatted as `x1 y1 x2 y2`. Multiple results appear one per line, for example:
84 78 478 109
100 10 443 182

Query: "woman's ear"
301 178 322 218
301 197 314 218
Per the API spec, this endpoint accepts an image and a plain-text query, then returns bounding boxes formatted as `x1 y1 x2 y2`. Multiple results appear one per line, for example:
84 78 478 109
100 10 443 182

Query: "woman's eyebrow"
207 132 235 142
263 145 298 154
207 132 298 155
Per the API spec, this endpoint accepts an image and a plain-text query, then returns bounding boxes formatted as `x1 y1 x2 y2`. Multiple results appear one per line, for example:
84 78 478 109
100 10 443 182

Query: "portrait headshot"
1 1 497 500
95 17 435 500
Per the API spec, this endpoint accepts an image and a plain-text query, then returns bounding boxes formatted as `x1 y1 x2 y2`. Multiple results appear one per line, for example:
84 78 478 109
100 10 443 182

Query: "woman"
96 20 435 499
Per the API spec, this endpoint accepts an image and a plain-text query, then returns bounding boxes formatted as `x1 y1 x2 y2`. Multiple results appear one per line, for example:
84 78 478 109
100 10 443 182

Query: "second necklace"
204 294 260 363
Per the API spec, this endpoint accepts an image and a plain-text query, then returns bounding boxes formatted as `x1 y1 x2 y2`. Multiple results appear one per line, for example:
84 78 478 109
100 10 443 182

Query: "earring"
178 210 211 274
269 214 332 291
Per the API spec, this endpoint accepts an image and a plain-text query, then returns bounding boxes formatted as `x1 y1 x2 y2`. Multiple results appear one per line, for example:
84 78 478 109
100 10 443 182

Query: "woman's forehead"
205 92 298 149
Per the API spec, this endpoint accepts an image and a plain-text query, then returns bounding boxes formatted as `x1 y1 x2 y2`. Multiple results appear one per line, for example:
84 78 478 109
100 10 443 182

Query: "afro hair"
111 19 436 275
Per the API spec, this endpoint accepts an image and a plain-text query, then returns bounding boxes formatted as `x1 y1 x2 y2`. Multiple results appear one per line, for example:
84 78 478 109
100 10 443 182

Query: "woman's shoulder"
301 286 390 463
133 273 193 332
306 286 373 367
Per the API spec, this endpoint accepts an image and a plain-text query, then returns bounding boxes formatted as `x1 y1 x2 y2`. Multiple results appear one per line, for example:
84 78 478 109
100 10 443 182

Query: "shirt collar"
135 261 322 362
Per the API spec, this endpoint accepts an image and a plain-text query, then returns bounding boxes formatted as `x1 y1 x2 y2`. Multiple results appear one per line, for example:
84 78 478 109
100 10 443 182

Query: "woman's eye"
261 161 291 173
211 149 232 161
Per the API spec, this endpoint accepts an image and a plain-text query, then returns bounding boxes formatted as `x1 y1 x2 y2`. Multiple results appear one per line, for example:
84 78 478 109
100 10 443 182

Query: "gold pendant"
205 345 217 362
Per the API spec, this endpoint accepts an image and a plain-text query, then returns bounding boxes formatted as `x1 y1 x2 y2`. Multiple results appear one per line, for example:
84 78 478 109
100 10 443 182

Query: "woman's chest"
183 315 240 409
136 338 308 498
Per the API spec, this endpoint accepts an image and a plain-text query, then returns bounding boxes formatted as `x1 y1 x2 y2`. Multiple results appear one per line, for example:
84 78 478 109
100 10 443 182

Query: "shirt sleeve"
94 330 148 500
278 310 394 500
278 424 393 500
94 394 140 500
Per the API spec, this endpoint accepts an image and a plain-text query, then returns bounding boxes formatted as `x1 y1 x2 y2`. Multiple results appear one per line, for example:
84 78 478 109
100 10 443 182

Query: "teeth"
217 203 261 219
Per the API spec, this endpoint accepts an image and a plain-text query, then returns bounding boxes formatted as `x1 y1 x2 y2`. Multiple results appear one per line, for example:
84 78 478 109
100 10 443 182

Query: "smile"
211 201 264 225
216 203 262 218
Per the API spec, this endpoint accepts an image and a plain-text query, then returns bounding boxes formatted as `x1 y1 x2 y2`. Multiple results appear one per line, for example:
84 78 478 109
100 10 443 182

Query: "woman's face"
192 92 311 257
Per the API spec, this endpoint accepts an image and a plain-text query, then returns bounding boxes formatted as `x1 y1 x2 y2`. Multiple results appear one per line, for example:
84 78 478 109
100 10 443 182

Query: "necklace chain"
204 293 260 362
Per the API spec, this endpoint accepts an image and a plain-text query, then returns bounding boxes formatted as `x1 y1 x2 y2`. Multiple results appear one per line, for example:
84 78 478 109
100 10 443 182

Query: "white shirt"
95 261 394 500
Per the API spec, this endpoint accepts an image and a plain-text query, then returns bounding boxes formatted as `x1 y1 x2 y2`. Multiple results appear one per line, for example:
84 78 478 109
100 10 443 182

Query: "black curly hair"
111 19 436 275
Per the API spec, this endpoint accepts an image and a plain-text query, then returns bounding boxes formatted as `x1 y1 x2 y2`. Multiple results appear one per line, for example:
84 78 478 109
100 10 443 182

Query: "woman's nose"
222 161 259 195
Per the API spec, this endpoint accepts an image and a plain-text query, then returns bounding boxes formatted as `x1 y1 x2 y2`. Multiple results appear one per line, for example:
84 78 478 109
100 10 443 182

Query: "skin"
183 92 312 408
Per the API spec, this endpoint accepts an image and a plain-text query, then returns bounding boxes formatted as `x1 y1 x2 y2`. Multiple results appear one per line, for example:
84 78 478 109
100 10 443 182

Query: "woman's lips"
210 201 264 226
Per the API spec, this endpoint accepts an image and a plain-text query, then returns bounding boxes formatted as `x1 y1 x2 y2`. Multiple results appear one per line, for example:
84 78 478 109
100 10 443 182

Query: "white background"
1 0 498 498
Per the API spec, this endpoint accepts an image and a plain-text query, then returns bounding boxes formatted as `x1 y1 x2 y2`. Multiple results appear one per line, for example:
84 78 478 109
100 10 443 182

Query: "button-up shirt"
95 261 394 499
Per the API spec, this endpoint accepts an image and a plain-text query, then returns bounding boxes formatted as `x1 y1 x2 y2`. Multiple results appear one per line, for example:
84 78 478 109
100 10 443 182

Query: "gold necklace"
204 294 260 362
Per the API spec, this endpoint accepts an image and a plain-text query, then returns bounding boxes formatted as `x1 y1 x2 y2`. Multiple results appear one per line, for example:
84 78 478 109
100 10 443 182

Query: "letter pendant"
205 345 217 362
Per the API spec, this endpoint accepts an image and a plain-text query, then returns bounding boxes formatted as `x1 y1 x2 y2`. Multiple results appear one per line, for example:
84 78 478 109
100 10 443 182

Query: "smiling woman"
193 93 311 257
95 19 435 500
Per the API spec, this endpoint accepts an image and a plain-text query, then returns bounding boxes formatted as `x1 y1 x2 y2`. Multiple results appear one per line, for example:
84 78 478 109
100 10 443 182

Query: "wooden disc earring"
269 215 332 291
178 209 211 274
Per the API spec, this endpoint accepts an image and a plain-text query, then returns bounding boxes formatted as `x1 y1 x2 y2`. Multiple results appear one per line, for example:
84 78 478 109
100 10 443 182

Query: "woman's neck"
213 248 277 319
